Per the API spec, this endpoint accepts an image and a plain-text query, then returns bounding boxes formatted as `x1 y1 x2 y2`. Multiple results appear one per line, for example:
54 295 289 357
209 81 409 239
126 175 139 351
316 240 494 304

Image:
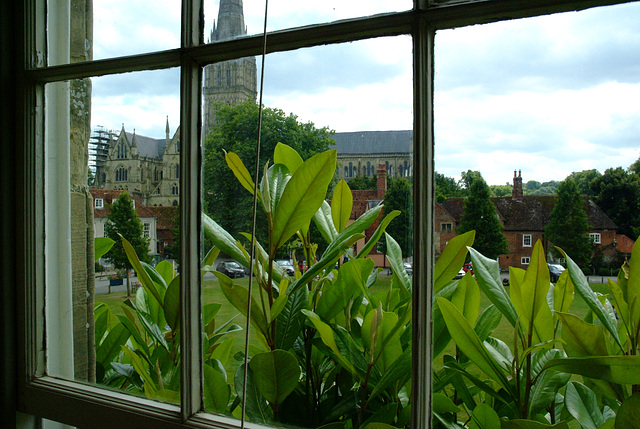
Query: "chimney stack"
512 169 523 200
377 164 387 199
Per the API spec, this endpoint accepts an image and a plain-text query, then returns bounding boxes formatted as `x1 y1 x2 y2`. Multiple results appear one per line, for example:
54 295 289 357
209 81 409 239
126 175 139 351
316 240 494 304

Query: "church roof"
125 132 167 159
331 130 412 155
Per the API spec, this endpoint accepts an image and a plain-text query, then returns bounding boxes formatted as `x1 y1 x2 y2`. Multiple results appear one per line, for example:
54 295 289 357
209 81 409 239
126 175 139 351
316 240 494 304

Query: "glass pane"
44 69 180 403
201 36 412 426
433 2 640 426
203 0 412 43
48 0 181 66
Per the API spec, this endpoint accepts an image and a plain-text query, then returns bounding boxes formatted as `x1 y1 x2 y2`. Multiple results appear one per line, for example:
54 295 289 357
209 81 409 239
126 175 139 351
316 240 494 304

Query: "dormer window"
94 198 103 209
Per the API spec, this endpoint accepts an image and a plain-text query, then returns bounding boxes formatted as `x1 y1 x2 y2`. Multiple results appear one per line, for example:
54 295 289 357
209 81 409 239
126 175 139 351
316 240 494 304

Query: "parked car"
275 259 295 276
404 261 413 276
548 263 565 282
455 268 466 279
216 261 245 278
463 262 474 275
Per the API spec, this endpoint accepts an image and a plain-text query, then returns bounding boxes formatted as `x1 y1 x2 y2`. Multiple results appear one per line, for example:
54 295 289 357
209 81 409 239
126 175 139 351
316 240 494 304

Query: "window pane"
45 69 181 403
203 0 412 43
433 3 640 425
201 36 412 426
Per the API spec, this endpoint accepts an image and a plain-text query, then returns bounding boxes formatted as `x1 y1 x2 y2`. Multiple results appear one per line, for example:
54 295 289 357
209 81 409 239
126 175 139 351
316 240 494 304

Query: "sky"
90 1 640 186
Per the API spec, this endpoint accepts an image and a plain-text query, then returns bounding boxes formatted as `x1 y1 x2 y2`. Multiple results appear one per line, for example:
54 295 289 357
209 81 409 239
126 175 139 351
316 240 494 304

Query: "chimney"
512 169 523 200
377 164 387 199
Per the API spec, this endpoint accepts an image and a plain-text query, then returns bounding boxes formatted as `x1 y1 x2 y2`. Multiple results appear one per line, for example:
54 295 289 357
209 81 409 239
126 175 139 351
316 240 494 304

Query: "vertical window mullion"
411 16 435 429
180 0 204 420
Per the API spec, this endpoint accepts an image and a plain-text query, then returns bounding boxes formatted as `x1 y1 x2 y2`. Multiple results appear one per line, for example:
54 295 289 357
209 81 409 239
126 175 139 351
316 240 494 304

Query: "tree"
203 101 334 242
591 167 640 240
544 179 592 268
347 174 376 190
490 183 513 197
457 175 508 259
566 169 601 196
436 172 461 202
383 177 413 257
105 191 150 295
457 169 483 197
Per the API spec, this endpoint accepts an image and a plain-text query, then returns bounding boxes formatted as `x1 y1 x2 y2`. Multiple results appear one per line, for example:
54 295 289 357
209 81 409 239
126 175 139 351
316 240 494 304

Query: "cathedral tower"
203 0 258 136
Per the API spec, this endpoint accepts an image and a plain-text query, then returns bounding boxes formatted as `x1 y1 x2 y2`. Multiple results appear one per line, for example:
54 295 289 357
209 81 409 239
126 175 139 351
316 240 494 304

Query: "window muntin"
523 234 532 247
521 256 531 265
17 0 636 428
590 232 601 244
95 198 104 209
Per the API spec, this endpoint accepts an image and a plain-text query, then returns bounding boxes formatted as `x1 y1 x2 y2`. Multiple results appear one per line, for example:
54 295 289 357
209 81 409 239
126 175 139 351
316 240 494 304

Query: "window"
523 234 532 247
95 198 103 209
590 233 601 244
441 223 452 231
143 223 150 238
521 256 531 265
12 1 635 429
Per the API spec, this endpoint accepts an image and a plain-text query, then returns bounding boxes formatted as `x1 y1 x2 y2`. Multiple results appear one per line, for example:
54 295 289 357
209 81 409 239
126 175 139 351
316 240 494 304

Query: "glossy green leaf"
469 246 519 327
234 364 273 423
271 149 336 253
474 305 502 342
518 240 553 344
385 232 411 294
556 312 608 357
203 362 231 413
500 420 568 429
363 308 403 371
249 349 301 405
368 346 411 402
627 237 640 335
121 346 157 396
331 179 353 233
121 235 164 308
260 163 291 215
559 247 623 351
357 210 400 259
214 271 269 342
317 258 374 321
116 314 149 357
163 275 180 332
553 270 574 313
615 392 640 429
96 323 130 365
529 349 571 417
302 310 356 374
544 355 640 384
433 392 461 414
274 142 304 174
202 213 249 269
323 203 383 256
436 297 511 392
224 150 261 202
95 237 115 261
434 230 475 292
209 337 235 367
276 287 308 351
469 403 501 429
313 200 339 245
155 260 175 286
565 381 604 429
360 424 397 429
451 272 481 325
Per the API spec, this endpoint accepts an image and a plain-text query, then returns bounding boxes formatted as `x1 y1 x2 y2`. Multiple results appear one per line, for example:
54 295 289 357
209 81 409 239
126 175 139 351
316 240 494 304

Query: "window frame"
14 0 637 428
521 256 531 265
590 232 601 244
523 233 532 247
95 198 103 209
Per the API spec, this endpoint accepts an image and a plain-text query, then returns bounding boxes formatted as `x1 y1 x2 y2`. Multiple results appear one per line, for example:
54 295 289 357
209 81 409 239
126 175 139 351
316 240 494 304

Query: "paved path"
95 275 139 295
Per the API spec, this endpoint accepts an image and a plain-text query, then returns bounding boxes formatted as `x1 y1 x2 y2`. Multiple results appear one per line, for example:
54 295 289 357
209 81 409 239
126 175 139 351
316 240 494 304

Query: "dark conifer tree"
105 191 150 295
544 179 592 268
457 176 508 260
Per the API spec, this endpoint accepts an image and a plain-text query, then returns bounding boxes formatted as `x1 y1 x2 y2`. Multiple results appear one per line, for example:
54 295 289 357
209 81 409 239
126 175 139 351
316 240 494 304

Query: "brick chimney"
512 169 523 200
377 164 387 199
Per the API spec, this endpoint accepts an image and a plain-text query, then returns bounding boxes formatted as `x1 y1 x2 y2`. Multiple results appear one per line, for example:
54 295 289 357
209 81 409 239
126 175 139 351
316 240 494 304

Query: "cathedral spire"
211 0 247 42
166 116 170 141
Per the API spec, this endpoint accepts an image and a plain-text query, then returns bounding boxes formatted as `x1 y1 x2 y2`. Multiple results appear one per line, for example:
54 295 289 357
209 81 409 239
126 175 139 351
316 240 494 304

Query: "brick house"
435 171 621 270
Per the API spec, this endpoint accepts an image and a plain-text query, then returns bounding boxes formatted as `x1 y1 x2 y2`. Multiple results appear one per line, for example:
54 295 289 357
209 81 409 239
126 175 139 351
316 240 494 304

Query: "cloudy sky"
90 1 640 186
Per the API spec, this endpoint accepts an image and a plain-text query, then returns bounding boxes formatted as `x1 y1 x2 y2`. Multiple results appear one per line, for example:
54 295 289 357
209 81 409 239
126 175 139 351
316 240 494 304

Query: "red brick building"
435 171 623 270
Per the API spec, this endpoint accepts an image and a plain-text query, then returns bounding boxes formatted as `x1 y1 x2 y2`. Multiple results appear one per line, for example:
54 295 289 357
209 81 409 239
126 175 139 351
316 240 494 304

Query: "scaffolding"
88 125 116 187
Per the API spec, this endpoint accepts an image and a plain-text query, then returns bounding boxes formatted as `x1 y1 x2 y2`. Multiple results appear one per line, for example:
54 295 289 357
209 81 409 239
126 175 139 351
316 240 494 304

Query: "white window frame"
94 198 103 209
523 233 532 247
441 222 452 231
521 256 531 265
590 232 601 244
12 1 634 428
143 222 150 238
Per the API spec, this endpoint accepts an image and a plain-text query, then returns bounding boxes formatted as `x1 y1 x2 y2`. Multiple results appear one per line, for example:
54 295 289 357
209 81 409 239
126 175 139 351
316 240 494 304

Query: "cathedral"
92 0 412 206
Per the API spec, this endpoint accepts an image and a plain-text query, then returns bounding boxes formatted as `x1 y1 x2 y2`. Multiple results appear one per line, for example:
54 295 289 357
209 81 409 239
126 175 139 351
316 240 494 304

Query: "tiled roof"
125 132 167 159
90 189 154 220
440 195 617 232
331 130 412 155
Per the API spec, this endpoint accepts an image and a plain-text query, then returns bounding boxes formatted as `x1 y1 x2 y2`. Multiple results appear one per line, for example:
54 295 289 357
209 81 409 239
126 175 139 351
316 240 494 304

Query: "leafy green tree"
591 167 640 240
457 175 508 259
566 169 601 196
383 177 413 257
629 157 640 176
544 179 592 268
436 172 461 202
347 174 376 190
490 183 512 197
203 101 334 242
457 170 483 197
105 191 150 295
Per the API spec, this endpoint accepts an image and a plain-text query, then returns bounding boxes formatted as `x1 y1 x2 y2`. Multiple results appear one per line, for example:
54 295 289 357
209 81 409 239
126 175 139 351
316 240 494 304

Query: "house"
435 170 621 270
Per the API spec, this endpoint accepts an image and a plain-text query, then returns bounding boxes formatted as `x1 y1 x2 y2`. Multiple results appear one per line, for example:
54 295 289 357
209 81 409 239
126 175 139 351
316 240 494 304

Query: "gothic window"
217 69 221 86
367 162 371 176
115 167 127 182
172 183 178 195
349 162 353 177
344 166 348 177
175 164 179 179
